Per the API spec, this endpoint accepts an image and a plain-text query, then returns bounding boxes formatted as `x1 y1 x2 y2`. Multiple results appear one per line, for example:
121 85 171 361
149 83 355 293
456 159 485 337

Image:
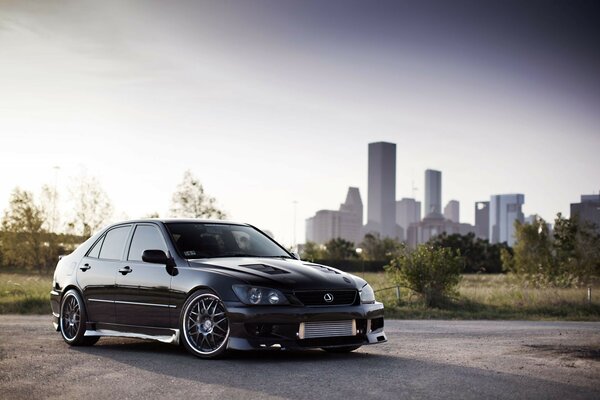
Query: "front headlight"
359 283 375 304
232 285 290 305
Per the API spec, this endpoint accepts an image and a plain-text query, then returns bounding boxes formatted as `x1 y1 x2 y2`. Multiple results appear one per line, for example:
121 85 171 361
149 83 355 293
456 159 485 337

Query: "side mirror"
142 250 176 267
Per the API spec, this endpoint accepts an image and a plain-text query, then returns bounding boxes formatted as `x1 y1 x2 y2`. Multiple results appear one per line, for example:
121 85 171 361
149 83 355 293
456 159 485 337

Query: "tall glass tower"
489 194 525 246
367 142 396 238
424 169 442 217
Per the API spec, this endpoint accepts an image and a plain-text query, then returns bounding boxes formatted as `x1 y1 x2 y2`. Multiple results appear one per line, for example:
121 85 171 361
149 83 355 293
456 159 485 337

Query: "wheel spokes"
62 295 81 339
184 295 229 354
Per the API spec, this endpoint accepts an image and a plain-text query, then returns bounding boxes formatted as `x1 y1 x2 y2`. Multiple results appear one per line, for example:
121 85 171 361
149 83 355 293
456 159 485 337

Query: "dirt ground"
1 316 599 399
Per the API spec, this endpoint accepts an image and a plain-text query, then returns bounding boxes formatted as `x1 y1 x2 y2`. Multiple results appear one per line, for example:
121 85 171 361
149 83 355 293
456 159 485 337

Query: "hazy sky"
1 0 599 245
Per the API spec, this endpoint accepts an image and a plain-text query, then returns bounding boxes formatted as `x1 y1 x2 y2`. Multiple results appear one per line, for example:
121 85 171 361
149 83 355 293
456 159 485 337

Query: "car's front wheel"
181 290 230 359
59 289 98 346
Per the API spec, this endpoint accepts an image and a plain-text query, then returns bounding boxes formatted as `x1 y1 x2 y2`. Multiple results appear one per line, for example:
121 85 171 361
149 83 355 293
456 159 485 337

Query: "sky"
1 0 599 246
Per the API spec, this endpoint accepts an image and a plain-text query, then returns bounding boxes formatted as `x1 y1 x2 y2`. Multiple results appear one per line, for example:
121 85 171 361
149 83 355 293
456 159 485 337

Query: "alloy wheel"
182 292 230 357
61 293 81 341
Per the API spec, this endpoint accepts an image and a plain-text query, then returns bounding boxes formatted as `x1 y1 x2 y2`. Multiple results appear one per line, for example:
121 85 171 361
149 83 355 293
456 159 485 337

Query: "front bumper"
224 301 387 350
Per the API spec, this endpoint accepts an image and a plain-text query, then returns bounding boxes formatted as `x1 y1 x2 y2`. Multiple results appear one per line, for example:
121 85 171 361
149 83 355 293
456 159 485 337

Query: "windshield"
166 223 291 259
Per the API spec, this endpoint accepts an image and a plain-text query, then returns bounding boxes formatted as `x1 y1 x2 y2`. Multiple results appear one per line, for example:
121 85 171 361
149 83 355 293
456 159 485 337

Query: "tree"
39 184 60 233
508 214 600 287
323 238 357 260
301 241 325 261
386 244 462 307
553 213 600 285
511 217 556 286
170 170 226 219
429 232 508 273
0 188 46 272
359 233 402 262
68 175 114 238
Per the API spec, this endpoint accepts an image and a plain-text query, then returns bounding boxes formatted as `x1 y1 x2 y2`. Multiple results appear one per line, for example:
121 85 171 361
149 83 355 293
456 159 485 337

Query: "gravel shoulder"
1 316 599 399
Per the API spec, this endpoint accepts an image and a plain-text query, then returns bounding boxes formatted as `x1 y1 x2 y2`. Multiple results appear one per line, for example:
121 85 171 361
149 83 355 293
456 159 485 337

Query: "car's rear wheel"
60 289 98 346
323 345 362 353
181 290 230 359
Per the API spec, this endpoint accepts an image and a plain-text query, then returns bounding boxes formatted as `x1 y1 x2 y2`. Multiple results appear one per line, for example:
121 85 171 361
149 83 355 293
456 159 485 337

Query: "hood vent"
239 264 289 275
304 263 340 274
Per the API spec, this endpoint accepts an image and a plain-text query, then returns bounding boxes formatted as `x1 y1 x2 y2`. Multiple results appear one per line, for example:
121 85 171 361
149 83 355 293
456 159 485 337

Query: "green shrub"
386 244 462 307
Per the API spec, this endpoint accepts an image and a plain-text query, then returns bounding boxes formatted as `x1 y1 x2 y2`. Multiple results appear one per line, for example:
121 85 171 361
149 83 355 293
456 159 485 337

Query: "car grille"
293 290 357 306
299 320 356 339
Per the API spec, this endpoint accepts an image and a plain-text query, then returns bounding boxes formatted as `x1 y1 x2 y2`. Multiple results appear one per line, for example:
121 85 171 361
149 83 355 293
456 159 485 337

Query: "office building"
406 215 474 248
305 187 364 244
474 201 489 240
424 169 442 217
489 194 525 246
444 200 460 223
339 187 364 243
571 194 600 233
367 142 397 238
396 198 421 233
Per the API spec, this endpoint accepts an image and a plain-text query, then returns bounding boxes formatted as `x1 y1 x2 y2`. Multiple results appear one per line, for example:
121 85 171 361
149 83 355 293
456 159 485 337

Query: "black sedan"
50 219 387 358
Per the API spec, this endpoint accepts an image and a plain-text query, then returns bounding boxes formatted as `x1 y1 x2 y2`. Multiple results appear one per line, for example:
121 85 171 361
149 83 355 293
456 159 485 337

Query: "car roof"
109 218 250 226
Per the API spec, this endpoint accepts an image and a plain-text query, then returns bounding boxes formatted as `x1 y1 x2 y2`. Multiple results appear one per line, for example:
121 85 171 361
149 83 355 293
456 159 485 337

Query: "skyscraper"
489 194 525 246
367 142 396 238
475 201 490 240
305 187 365 244
396 198 421 233
571 194 600 233
339 187 364 243
424 169 442 217
444 200 460 223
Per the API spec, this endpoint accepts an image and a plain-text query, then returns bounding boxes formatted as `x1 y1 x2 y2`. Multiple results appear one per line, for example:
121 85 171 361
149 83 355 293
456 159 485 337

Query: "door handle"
119 266 133 275
80 264 91 271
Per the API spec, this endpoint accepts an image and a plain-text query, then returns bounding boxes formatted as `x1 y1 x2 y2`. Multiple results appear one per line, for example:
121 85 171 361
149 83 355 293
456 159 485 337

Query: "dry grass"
2 271 599 320
365 272 600 320
0 272 52 314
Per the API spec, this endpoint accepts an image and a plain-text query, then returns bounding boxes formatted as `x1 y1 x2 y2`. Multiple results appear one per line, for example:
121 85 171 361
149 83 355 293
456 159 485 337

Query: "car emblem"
324 293 334 303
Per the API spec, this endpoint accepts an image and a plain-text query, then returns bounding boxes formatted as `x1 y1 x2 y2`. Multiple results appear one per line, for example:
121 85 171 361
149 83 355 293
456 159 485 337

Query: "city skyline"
1 1 599 246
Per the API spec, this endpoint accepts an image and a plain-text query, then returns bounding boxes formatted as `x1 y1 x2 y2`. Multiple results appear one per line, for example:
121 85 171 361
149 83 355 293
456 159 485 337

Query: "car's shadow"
71 337 597 400
78 336 370 362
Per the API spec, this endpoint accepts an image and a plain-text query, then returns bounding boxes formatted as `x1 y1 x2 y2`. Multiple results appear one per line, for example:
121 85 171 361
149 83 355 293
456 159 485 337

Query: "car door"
114 223 173 328
76 225 132 324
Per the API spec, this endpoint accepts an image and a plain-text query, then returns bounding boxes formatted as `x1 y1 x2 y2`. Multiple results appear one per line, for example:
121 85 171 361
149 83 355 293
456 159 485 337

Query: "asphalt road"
1 316 599 399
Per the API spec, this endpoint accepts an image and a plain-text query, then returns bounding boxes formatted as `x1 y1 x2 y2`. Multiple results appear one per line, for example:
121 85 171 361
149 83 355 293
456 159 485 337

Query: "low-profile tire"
323 345 362 353
180 289 230 359
59 289 97 346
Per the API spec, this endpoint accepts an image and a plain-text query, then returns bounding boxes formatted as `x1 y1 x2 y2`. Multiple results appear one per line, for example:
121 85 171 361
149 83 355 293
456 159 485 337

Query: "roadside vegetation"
370 272 600 320
2 270 598 319
0 271 51 314
1 171 598 319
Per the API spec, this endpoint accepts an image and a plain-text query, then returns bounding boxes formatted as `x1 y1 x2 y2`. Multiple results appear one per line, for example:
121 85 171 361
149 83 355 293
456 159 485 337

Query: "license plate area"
298 320 357 340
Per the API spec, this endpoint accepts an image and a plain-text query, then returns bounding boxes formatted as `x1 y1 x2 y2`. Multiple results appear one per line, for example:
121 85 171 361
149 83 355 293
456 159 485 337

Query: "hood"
187 257 361 291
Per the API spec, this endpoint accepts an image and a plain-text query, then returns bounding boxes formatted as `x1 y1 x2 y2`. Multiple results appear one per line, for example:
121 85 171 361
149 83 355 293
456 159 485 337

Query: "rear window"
98 226 131 260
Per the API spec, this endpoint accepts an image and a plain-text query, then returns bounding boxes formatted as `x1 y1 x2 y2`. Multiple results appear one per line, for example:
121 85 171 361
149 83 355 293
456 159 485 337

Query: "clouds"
0 0 598 244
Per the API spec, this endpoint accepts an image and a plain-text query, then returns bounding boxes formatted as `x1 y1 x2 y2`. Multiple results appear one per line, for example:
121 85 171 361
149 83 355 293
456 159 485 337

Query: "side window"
87 236 105 258
98 226 131 260
128 225 167 261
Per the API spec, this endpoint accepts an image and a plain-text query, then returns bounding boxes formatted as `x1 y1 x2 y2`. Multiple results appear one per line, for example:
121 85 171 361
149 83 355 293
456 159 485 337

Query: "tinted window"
166 223 290 259
128 225 167 261
87 236 104 258
99 226 131 260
